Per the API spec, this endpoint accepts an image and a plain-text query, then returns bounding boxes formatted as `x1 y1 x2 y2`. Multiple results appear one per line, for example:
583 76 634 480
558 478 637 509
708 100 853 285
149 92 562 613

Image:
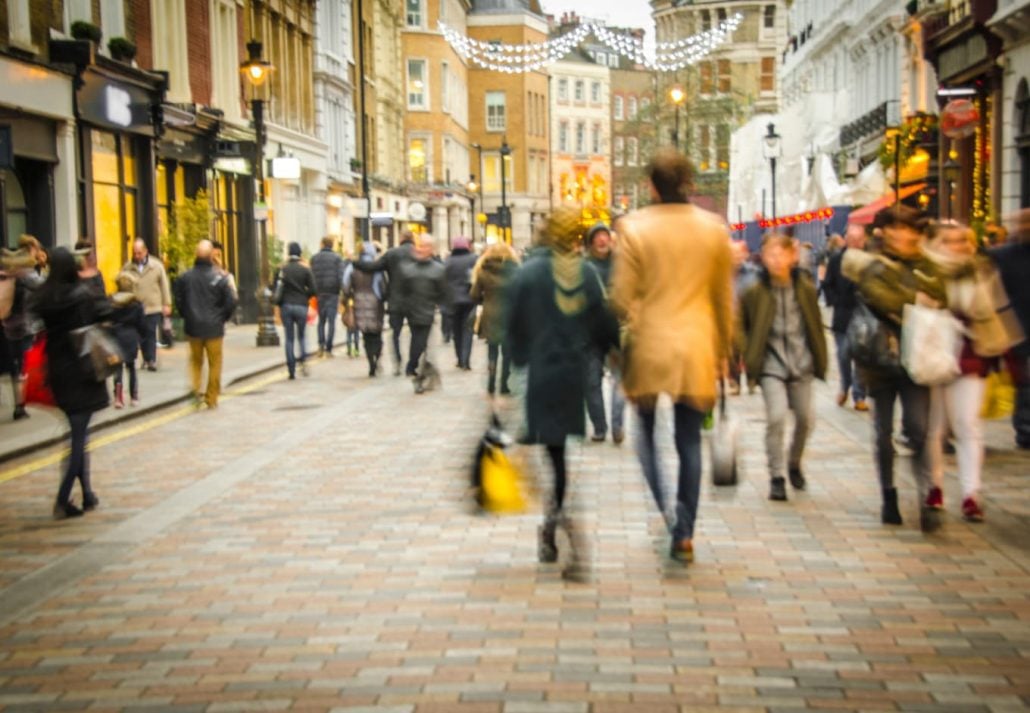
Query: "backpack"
847 297 901 374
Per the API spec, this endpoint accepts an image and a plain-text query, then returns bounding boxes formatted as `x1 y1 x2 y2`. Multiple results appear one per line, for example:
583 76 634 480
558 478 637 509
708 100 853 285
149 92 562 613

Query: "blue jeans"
834 331 865 402
141 313 161 364
585 350 625 436
281 303 309 376
316 295 337 353
636 403 704 541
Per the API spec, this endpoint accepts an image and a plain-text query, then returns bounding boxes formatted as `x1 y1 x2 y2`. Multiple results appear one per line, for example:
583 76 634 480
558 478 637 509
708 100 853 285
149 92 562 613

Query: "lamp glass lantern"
241 40 273 90
762 122 782 159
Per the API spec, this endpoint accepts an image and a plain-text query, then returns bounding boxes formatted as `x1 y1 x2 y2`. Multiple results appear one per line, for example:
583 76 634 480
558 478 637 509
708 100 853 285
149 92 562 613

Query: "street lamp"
240 39 279 347
762 122 781 221
669 85 686 151
466 175 478 243
500 137 511 244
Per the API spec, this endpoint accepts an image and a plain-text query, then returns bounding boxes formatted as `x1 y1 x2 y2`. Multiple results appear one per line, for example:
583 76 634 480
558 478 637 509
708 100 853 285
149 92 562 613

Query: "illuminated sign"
270 156 301 179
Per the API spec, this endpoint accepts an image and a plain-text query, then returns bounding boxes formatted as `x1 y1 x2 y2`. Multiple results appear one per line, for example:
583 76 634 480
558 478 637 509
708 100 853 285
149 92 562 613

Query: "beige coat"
122 257 171 315
610 203 734 410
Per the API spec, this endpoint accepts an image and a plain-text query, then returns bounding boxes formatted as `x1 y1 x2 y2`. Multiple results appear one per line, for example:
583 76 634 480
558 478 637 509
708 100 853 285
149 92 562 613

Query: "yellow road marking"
0 371 288 484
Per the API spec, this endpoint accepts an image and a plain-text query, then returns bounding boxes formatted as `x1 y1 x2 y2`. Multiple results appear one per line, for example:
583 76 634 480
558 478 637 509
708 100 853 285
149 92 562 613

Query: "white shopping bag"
901 304 963 386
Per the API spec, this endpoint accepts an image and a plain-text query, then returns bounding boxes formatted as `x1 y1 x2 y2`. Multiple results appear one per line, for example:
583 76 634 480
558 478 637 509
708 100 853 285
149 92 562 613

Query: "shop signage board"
76 71 156 136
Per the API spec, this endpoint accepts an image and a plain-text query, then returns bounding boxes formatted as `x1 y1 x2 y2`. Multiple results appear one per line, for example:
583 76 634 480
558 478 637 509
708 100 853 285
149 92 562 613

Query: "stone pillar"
54 120 79 246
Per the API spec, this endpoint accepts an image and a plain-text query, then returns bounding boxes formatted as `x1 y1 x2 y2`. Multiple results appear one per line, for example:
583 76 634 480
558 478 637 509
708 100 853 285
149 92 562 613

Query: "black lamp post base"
255 290 280 347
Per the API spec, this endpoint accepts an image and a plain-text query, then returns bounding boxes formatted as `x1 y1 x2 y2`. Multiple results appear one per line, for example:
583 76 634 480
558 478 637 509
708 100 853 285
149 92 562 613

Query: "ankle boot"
538 510 559 563
881 487 902 525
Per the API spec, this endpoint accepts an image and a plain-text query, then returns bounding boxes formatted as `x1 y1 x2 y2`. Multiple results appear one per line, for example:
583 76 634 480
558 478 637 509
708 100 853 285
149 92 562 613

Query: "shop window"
212 172 241 280
1 171 28 248
408 136 429 183
482 153 513 193
91 130 139 293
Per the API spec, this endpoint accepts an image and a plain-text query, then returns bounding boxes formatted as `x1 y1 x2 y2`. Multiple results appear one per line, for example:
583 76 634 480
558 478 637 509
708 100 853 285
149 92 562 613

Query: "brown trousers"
188 337 224 406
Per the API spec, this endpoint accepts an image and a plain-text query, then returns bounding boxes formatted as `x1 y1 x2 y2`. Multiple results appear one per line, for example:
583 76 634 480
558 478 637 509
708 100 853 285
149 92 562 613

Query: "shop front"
74 60 165 291
0 54 78 249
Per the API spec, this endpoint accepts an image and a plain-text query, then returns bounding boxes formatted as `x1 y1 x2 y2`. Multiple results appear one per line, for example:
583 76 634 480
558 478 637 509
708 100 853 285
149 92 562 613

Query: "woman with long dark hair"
32 247 111 518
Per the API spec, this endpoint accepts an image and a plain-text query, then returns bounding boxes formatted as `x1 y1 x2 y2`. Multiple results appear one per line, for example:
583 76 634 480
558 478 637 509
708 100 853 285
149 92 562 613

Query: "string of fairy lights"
438 13 743 74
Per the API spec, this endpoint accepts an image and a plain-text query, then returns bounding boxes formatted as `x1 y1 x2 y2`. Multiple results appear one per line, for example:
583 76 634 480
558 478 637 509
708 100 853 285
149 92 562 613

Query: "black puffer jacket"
821 248 859 334
444 248 478 309
33 283 111 415
309 248 344 297
173 259 237 339
275 259 317 307
398 258 450 327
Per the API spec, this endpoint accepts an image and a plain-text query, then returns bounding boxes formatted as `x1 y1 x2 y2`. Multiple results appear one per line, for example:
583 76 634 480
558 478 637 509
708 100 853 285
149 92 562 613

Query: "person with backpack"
843 205 946 532
738 232 827 502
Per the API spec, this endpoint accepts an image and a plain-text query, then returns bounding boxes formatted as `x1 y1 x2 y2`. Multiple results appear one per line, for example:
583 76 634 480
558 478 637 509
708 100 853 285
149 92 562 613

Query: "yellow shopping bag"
479 443 527 514
980 370 1016 420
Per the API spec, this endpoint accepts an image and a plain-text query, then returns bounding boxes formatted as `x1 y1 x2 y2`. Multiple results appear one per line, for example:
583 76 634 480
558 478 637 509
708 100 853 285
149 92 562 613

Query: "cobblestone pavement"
0 333 1027 713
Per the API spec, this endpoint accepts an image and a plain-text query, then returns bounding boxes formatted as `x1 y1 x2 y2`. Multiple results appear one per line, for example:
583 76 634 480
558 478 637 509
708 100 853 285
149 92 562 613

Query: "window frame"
406 58 429 110
485 91 506 132
405 0 423 28
613 95 624 120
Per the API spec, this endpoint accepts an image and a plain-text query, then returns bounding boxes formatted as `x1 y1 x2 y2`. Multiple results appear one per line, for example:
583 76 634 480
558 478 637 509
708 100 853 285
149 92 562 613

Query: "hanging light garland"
439 13 743 74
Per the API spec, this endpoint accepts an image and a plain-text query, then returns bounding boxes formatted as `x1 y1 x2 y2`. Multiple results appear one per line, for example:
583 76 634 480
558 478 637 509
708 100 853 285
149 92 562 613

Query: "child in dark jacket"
110 271 147 408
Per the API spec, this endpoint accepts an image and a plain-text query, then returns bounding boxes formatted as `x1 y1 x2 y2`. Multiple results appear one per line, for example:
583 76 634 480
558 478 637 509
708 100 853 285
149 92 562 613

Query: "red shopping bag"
307 297 317 326
22 335 56 407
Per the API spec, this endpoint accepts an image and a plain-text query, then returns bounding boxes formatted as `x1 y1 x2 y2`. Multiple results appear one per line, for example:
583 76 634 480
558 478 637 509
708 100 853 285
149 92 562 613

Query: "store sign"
270 156 301 180
104 86 132 127
76 70 155 136
941 99 980 139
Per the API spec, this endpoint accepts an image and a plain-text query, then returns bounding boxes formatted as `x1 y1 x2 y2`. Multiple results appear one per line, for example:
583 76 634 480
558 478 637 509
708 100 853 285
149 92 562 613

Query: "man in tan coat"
123 238 171 371
610 148 734 565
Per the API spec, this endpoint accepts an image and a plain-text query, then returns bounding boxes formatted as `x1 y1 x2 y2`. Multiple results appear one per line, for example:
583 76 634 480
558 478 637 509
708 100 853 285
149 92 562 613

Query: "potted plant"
70 21 102 45
350 158 362 172
160 189 213 341
107 37 137 62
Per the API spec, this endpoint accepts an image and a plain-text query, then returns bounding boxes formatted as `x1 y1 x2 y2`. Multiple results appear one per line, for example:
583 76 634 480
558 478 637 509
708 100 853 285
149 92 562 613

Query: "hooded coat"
471 245 519 344
444 247 478 310
346 243 386 334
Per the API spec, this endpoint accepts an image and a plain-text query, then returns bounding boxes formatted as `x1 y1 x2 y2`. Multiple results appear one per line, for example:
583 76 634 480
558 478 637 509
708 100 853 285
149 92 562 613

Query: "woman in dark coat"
32 247 111 519
471 242 519 395
109 271 147 408
507 206 619 576
344 241 387 377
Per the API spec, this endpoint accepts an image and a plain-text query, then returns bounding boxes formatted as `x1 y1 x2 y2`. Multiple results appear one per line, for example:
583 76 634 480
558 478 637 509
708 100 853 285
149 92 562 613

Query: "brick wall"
186 0 211 106
130 0 152 69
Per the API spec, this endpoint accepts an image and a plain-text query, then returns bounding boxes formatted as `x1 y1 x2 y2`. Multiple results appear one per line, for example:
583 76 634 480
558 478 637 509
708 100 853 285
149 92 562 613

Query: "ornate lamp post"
762 122 781 220
669 85 686 151
240 39 279 347
500 138 511 243
466 176 478 242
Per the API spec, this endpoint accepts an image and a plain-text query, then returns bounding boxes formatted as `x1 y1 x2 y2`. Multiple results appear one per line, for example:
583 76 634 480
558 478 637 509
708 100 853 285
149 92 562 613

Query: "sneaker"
145 362 158 372
788 466 806 491
769 477 788 501
82 494 99 512
670 538 694 564
12 405 29 420
920 506 942 534
836 392 847 407
53 501 84 520
962 497 984 523
926 486 944 510
612 429 625 445
881 488 903 525
854 399 869 412
591 433 606 443
130 397 139 407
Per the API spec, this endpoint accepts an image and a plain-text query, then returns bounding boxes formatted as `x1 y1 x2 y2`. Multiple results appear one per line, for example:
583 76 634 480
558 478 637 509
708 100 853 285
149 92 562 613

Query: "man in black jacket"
173 240 237 408
310 236 344 357
821 223 868 411
443 236 478 369
400 234 451 390
354 231 415 375
274 242 317 379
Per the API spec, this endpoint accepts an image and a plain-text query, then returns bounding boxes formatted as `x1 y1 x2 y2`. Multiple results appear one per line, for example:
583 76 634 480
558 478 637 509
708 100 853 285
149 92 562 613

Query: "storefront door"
91 130 139 292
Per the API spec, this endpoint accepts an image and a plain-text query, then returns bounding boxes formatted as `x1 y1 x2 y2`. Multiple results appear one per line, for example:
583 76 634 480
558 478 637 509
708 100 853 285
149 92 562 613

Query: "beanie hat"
288 242 302 258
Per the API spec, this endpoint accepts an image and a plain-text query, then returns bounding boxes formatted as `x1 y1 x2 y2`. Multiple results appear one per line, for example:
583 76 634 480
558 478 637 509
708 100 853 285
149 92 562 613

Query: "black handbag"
847 299 901 374
71 324 123 382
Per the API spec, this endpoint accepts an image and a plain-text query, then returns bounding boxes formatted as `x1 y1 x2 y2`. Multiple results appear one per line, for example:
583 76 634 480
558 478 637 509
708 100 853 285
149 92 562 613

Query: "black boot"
881 487 903 525
788 466 806 490
538 510 559 563
769 477 788 501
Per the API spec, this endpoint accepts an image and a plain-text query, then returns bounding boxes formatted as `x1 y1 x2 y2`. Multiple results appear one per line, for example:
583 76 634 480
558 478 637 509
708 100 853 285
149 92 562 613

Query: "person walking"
274 242 317 379
74 239 106 297
738 233 827 501
310 236 344 358
822 223 869 411
31 247 111 518
582 221 626 443
122 238 171 371
1 236 45 420
610 149 734 564
344 241 387 377
507 206 619 577
173 240 237 408
842 205 946 532
444 236 478 370
471 242 519 395
398 234 450 391
109 271 147 408
353 231 415 375
990 208 1030 450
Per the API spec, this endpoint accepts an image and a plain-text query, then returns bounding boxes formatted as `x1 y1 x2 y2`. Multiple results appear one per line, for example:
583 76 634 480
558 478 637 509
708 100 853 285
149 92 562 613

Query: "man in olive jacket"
738 233 827 502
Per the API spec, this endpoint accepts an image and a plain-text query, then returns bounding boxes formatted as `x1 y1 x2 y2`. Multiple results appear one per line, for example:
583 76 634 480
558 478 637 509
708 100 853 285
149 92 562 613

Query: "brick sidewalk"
0 334 1027 713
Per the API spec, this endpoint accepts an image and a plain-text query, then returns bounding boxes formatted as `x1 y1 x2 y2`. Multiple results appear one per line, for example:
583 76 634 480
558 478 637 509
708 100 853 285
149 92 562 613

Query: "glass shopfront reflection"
91 130 138 292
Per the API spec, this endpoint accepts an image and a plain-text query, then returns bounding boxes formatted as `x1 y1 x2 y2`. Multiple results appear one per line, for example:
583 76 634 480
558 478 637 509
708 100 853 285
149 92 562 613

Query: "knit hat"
585 222 610 246
288 242 302 258
546 206 584 254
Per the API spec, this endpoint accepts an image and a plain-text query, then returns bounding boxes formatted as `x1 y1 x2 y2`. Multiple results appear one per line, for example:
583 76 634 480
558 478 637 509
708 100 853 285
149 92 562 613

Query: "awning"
847 183 927 225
